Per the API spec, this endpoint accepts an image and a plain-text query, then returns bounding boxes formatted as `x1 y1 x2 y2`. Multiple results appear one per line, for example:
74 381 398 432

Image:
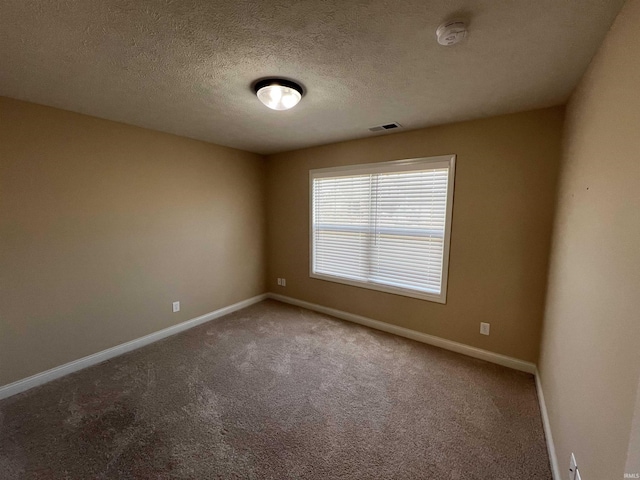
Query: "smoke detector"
436 21 468 46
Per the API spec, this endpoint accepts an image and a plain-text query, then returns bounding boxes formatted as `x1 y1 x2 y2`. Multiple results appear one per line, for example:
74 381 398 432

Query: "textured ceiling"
0 0 626 154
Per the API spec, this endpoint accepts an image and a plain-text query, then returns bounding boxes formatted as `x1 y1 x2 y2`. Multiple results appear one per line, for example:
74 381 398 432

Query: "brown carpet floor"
0 299 551 479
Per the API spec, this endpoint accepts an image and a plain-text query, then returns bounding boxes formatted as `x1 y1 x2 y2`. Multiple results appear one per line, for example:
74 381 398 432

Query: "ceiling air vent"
369 122 402 132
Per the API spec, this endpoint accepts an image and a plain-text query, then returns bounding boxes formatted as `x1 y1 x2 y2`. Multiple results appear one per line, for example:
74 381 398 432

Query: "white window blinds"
310 156 455 303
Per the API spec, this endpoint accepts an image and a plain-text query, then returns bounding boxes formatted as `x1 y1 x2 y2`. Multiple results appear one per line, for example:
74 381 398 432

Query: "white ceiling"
0 0 626 154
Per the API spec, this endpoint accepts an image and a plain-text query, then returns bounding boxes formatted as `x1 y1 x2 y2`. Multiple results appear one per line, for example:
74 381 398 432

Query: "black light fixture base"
253 78 304 96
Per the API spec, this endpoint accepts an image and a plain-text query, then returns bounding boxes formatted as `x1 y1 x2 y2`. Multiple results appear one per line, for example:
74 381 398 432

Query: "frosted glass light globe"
255 81 303 111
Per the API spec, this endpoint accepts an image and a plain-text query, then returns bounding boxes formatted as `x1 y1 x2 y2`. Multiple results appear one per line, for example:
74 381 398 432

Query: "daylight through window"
310 155 455 303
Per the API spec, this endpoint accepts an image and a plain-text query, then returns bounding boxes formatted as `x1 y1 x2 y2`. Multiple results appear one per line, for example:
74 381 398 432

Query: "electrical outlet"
569 453 578 480
480 322 490 335
277 278 282 286
172 301 180 313
281 278 286 287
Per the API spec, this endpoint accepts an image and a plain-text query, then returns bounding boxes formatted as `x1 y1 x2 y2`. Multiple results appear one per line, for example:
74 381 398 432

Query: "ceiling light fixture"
254 79 303 111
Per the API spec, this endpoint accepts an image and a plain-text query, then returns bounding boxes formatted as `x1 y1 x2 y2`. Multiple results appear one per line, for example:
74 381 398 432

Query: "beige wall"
0 97 266 387
538 0 640 478
266 107 564 363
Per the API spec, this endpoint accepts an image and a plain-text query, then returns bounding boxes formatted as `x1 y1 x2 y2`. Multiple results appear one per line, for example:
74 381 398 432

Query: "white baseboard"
0 294 268 400
267 293 561 473
535 368 561 480
2 291 557 478
267 293 536 374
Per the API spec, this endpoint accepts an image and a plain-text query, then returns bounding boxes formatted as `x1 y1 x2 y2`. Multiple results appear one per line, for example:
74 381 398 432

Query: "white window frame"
309 155 456 304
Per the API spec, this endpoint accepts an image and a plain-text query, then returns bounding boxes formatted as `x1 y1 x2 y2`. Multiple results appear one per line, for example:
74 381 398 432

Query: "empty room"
1 0 639 479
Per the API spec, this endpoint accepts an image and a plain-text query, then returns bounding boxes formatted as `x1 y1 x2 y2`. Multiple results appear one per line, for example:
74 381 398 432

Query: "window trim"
309 155 456 304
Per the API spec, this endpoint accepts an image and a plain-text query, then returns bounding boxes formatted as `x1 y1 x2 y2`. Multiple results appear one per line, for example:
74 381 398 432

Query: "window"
310 155 455 303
